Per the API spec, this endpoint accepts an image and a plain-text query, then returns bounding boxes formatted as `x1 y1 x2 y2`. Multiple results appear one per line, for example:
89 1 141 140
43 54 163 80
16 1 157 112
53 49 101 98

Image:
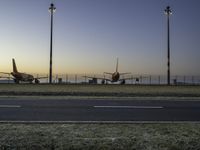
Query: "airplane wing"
119 76 148 82
0 76 14 79
119 77 135 81
0 72 13 79
103 72 113 75
35 76 48 79
0 72 11 75
119 72 131 75
82 76 111 82
33 76 48 84
118 77 141 84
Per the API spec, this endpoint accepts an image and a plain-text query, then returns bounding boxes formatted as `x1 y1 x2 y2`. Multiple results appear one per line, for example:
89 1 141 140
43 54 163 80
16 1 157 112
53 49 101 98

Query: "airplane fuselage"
111 72 120 82
11 72 34 82
85 58 130 84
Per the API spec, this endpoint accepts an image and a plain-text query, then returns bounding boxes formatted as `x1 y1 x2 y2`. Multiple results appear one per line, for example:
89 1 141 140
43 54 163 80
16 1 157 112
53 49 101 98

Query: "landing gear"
14 79 19 84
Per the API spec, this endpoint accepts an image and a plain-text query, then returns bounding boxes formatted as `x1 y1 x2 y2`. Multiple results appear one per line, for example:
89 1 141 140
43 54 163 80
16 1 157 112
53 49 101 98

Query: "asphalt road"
0 98 200 122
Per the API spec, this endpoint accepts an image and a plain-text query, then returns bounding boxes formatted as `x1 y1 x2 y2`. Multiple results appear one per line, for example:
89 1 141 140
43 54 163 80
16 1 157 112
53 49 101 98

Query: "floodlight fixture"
164 6 172 16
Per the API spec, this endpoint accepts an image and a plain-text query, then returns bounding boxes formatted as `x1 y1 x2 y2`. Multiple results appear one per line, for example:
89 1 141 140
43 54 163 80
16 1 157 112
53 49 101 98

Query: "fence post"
47 74 49 83
84 74 87 84
66 74 68 84
192 76 194 85
8 74 10 84
149 75 152 85
75 74 77 84
183 76 186 85
56 75 58 83
131 75 133 84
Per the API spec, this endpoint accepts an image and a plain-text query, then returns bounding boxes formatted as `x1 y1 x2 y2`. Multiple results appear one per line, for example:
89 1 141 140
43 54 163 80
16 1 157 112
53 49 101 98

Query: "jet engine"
35 78 40 84
101 79 105 84
120 79 125 84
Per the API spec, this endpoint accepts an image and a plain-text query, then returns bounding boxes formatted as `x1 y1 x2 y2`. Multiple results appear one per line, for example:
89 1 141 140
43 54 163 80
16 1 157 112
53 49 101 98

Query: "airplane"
83 58 132 84
0 58 47 84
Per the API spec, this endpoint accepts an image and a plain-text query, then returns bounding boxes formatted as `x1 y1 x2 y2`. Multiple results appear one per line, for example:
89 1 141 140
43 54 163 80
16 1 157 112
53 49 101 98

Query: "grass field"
0 84 200 97
0 123 200 150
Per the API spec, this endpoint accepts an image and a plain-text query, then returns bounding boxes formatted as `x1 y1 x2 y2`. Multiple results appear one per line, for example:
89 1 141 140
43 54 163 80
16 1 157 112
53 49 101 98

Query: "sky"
0 0 200 76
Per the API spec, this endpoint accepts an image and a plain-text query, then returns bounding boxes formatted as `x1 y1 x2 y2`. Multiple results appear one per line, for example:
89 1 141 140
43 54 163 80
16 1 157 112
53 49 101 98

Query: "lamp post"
164 6 172 85
49 3 56 84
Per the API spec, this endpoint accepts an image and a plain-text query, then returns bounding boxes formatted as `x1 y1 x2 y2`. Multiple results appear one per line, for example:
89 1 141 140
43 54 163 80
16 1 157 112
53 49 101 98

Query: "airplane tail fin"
12 58 18 73
116 58 119 72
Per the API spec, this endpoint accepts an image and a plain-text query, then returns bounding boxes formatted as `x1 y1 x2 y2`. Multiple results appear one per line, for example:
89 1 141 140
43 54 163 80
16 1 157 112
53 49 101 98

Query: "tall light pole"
164 6 172 85
49 3 56 84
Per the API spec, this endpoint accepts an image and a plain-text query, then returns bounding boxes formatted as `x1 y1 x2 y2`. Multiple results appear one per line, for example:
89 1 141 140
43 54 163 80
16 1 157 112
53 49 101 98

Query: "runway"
0 98 200 122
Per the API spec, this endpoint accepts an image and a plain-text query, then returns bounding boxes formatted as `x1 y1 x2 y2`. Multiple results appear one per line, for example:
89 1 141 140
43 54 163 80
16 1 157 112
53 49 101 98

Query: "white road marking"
94 106 163 109
0 105 21 108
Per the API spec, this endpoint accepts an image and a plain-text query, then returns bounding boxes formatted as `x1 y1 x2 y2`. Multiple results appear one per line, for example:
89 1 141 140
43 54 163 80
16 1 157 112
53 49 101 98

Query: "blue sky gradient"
0 0 199 75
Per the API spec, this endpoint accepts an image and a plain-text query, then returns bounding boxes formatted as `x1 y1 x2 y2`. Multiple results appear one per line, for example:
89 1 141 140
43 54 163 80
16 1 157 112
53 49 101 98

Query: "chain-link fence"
1 73 199 85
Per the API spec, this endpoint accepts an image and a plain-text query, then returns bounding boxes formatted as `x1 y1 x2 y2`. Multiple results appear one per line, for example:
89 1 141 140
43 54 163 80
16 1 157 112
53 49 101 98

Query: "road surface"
0 98 200 122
